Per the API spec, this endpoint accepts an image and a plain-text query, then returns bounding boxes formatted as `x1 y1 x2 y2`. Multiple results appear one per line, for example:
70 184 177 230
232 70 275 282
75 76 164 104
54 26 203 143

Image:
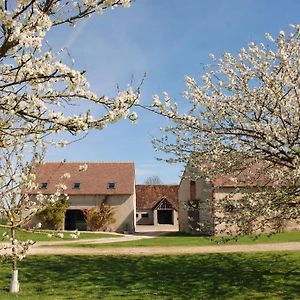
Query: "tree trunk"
9 226 19 293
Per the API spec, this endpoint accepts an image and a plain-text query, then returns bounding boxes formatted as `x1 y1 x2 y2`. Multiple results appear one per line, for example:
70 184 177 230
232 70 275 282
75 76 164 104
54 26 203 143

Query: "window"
107 182 116 189
39 182 48 189
141 213 149 218
136 213 139 218
73 183 81 189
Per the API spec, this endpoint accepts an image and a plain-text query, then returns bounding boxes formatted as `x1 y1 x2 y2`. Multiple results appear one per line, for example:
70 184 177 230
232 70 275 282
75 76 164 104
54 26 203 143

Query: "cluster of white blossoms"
46 230 79 239
83 0 131 9
56 233 64 239
151 25 300 235
78 164 88 172
61 173 71 180
0 0 139 149
69 230 80 239
0 238 36 261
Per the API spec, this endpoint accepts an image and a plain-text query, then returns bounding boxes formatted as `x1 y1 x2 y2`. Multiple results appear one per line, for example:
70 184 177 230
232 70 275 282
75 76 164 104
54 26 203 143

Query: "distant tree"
144 176 163 185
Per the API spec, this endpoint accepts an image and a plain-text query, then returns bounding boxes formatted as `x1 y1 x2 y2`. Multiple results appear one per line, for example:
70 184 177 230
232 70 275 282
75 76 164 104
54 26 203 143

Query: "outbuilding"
136 185 179 227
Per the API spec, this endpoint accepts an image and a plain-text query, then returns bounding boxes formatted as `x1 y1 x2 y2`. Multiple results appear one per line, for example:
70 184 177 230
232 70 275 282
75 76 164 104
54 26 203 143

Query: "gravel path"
1 229 300 256
23 241 300 256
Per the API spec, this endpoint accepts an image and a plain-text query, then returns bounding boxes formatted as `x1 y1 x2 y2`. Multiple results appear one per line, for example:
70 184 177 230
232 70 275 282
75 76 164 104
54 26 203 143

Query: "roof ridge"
43 161 135 164
136 184 179 186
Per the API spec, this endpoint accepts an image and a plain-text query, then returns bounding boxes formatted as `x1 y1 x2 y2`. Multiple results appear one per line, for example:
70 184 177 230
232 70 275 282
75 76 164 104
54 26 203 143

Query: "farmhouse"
178 165 300 235
29 160 299 236
31 162 136 233
136 185 179 226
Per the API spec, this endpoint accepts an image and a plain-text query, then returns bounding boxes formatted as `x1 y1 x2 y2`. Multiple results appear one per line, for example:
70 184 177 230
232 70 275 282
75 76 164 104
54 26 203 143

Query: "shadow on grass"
0 252 300 299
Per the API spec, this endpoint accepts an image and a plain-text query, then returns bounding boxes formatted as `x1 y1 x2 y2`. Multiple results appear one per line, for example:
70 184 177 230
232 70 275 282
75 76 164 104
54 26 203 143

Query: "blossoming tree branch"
0 0 139 148
148 25 300 236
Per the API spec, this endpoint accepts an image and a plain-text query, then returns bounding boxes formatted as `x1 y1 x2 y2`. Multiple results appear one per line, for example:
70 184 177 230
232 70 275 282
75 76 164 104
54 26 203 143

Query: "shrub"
0 216 8 225
84 203 115 231
37 197 70 230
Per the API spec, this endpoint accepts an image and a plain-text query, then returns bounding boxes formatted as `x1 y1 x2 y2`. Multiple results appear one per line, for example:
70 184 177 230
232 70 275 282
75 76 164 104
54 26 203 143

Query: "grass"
0 226 121 242
0 252 300 299
53 231 300 248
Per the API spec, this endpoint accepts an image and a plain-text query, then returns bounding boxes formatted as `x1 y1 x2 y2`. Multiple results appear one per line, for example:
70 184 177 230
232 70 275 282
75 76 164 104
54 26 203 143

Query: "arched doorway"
155 198 174 225
65 209 87 230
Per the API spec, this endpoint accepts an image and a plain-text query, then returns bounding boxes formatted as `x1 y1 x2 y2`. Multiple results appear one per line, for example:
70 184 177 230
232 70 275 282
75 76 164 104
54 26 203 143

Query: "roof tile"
33 162 135 195
136 185 179 210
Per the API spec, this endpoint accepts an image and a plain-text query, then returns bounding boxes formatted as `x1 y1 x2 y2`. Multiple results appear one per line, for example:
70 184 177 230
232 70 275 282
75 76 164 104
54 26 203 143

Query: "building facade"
179 166 300 235
136 185 179 227
31 162 136 233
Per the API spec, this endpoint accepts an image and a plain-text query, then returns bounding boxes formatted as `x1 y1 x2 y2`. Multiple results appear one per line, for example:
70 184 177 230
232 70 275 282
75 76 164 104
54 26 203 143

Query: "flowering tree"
0 0 139 293
150 25 300 236
0 136 64 292
0 0 139 149
0 133 90 292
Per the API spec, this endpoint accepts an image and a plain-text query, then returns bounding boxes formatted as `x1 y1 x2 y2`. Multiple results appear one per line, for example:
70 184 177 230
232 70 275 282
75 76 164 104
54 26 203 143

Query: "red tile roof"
136 185 179 210
212 163 272 188
32 162 135 195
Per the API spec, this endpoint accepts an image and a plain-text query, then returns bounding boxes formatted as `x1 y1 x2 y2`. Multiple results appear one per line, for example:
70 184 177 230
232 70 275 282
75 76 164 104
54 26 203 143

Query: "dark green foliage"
0 216 8 225
37 198 69 230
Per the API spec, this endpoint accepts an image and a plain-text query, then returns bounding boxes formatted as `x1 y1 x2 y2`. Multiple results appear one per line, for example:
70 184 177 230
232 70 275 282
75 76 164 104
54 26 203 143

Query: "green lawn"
0 252 299 299
0 226 121 242
54 231 300 248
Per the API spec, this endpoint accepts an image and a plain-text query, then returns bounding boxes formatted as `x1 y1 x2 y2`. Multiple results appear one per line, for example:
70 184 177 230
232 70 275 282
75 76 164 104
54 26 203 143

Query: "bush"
0 216 8 225
37 197 70 230
84 203 115 231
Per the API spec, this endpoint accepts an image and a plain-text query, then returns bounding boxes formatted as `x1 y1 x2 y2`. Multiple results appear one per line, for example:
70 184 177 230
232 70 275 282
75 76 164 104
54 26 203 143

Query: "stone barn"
135 185 178 227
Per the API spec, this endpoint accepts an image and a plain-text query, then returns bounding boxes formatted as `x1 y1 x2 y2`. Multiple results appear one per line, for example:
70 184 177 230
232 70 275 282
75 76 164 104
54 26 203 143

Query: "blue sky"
45 0 300 184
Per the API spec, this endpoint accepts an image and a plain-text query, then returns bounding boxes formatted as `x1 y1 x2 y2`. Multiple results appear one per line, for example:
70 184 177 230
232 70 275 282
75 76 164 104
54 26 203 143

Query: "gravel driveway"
1 229 300 256
25 241 300 256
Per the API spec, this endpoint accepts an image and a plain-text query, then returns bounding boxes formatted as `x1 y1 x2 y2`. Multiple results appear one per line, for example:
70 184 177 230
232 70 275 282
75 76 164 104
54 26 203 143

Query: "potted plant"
123 222 130 234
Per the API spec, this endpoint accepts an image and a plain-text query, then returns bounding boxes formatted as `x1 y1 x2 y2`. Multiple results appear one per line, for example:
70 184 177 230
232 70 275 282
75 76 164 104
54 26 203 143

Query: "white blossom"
56 233 64 239
0 0 139 149
151 25 300 236
61 173 71 180
78 164 88 172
